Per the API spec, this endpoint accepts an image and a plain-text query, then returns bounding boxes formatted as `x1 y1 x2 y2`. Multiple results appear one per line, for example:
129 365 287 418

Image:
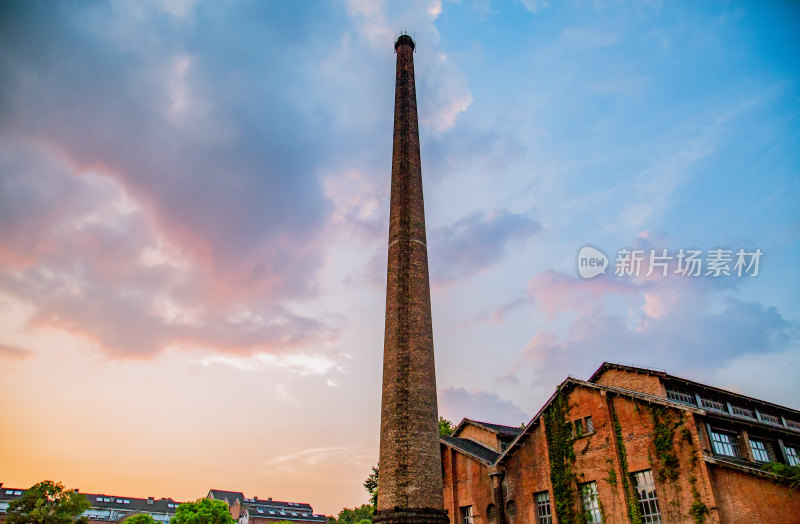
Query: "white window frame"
580 482 602 523
534 491 552 524
632 470 662 523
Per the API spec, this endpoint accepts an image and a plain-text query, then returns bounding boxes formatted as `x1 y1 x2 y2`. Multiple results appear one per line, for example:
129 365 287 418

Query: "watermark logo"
577 246 609 279
577 246 762 279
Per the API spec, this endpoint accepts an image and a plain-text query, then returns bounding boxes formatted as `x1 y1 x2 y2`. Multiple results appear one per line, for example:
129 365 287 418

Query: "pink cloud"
525 269 641 320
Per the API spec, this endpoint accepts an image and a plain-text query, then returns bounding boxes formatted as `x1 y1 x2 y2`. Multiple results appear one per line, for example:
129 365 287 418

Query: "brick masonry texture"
442 368 800 523
593 368 667 397
375 35 447 524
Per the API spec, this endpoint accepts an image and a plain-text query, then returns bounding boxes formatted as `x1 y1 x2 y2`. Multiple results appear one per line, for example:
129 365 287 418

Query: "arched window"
486 503 498 523
506 499 518 522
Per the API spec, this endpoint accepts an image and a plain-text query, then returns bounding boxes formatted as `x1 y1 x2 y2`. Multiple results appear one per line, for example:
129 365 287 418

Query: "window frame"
785 445 800 466
459 505 473 524
534 491 552 524
749 438 770 463
709 428 740 458
632 469 662 523
579 481 603 524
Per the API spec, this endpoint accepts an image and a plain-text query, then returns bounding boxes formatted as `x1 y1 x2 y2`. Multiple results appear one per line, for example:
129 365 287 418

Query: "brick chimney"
374 34 448 524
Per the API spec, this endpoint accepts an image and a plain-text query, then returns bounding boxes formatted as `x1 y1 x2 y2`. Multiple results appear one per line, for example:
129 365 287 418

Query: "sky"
0 0 799 517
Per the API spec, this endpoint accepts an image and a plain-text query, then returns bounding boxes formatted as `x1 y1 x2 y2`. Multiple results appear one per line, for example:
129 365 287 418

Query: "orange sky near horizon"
0 296 380 516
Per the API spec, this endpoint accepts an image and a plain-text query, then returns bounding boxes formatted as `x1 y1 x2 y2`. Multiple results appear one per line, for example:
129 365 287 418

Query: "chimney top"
394 34 415 51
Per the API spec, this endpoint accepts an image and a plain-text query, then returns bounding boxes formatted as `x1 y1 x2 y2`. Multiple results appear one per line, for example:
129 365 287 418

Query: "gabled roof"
88 494 181 514
207 489 244 504
496 376 708 464
1 486 180 513
243 500 325 522
0 486 25 502
453 419 523 439
588 362 668 382
441 436 501 465
589 362 800 416
243 498 312 511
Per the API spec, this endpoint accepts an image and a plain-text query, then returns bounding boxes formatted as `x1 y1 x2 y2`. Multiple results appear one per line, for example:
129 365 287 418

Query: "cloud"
0 343 33 360
324 169 388 241
0 3 374 358
439 386 528 426
430 209 541 282
0 145 336 357
518 0 550 14
525 269 641 320
506 274 798 405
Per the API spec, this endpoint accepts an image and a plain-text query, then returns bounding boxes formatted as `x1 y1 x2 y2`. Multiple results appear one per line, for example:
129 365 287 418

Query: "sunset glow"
1 0 798 517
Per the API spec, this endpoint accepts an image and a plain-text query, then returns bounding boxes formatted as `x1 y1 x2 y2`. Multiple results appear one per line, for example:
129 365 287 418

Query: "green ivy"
545 388 580 524
761 462 800 490
650 406 680 482
605 459 618 487
610 402 643 524
689 484 709 524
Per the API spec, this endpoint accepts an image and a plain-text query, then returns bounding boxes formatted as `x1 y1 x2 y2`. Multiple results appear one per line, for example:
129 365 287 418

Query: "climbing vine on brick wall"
610 401 643 524
544 388 580 524
650 405 680 482
688 477 709 524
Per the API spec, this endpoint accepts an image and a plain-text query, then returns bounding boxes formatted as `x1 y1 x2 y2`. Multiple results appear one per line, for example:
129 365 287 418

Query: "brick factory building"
441 362 800 523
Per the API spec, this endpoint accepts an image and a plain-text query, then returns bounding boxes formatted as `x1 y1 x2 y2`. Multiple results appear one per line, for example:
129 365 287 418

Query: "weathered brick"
375 34 447 524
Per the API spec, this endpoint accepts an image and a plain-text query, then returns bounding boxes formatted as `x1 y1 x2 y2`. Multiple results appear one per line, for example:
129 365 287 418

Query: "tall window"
632 470 662 523
534 491 552 524
786 446 800 466
709 429 740 457
749 439 770 462
459 506 473 524
580 482 602 523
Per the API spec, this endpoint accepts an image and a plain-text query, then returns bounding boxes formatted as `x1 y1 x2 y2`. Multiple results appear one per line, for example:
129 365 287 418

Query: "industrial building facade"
441 362 800 523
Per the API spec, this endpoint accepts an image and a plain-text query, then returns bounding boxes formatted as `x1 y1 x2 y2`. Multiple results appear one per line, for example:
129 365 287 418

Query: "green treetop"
170 498 234 524
6 480 90 524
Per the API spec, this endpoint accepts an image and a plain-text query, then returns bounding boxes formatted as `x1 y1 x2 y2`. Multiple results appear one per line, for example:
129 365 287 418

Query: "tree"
6 480 90 524
364 417 455 509
123 515 157 524
364 465 379 506
327 504 374 524
438 416 455 437
170 498 234 524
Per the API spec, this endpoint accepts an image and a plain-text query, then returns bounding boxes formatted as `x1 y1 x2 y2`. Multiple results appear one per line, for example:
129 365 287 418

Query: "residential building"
208 489 327 524
0 485 327 524
441 362 800 523
0 484 180 522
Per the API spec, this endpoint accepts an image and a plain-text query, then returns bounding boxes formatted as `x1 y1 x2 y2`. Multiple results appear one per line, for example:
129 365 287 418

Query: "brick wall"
708 465 800 523
443 382 800 524
441 446 494 524
592 368 667 397
457 424 500 452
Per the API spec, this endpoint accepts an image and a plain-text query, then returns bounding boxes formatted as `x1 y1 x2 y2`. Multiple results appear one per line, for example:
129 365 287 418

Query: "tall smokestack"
375 35 448 524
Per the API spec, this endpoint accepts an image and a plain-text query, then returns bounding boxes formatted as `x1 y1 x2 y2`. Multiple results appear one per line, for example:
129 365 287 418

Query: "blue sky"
0 0 798 515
